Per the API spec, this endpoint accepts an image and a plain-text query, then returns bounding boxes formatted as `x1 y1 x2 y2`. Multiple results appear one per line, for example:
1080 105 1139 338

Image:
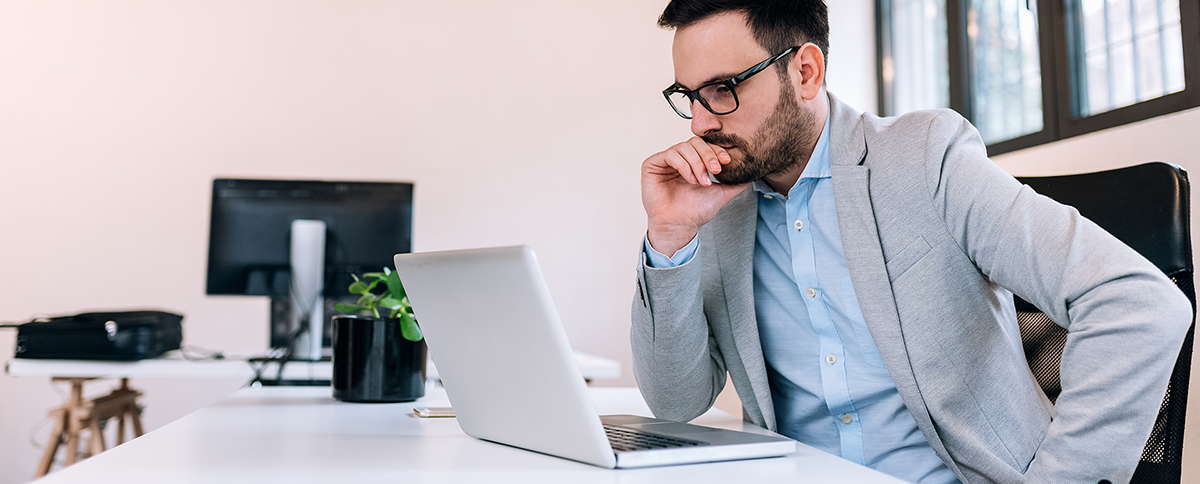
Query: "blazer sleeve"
631 243 728 422
924 111 1192 482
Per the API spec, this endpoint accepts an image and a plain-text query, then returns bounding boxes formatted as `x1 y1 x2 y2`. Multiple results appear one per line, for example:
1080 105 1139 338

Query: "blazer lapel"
827 94 908 372
707 187 778 430
826 93 952 468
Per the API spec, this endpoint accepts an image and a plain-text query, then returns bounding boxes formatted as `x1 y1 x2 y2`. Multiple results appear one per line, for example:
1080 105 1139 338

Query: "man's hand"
641 137 748 256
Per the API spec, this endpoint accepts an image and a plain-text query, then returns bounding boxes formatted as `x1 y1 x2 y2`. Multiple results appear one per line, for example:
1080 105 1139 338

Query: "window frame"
876 0 1200 156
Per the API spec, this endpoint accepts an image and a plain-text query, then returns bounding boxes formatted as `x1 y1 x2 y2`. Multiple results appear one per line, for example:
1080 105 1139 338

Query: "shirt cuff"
643 235 699 268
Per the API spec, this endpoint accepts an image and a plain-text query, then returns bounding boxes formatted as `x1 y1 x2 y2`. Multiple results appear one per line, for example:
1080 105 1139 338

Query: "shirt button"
805 287 817 298
840 414 852 424
793 220 804 230
825 354 836 365
763 194 773 200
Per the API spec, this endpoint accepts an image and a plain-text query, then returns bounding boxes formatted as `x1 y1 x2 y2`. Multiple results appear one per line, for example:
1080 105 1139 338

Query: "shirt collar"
751 110 833 196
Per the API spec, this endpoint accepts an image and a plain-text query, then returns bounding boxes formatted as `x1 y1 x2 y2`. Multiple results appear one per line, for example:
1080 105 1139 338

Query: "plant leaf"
363 279 381 293
348 280 370 294
356 293 378 307
399 312 422 341
333 303 367 314
386 269 406 300
379 297 403 309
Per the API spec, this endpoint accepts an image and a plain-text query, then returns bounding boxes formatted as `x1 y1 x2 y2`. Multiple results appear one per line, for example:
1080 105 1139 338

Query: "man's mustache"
703 133 747 149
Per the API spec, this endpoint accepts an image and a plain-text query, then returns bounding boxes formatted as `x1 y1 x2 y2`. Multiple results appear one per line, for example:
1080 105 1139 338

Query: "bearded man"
631 1 1191 483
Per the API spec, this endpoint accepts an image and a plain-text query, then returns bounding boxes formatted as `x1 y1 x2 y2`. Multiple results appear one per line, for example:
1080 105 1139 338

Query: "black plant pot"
331 315 427 403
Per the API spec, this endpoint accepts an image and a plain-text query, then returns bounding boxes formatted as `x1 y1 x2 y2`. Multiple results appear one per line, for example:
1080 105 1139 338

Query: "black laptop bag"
14 310 183 360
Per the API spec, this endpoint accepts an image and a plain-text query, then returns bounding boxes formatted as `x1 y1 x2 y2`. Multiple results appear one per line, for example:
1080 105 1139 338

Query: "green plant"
333 267 422 342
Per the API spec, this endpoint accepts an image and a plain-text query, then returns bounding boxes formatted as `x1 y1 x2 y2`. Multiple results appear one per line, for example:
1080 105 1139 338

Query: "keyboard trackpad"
623 422 724 435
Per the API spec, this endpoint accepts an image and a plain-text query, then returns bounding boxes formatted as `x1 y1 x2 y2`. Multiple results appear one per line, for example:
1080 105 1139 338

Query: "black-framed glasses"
663 46 800 119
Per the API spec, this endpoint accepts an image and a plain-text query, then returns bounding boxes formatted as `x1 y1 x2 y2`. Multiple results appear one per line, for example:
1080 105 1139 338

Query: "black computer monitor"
205 178 413 350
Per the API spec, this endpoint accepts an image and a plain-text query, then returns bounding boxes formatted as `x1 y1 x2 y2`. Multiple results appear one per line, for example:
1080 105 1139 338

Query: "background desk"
31 386 907 484
6 351 622 383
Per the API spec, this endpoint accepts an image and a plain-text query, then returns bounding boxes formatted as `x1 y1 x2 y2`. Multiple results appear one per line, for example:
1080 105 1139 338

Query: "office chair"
1014 162 1195 484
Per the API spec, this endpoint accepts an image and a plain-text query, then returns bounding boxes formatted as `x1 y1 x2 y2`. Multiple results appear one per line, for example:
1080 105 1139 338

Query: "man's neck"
763 159 808 195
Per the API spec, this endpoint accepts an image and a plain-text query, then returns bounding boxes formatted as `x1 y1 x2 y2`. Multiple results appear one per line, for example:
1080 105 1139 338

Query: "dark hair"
658 0 829 67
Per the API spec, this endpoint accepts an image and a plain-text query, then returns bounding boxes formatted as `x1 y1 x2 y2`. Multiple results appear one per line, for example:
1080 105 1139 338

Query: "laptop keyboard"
603 424 710 452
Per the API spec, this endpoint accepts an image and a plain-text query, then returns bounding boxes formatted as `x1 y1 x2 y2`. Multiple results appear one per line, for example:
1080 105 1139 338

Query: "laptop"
393 246 796 469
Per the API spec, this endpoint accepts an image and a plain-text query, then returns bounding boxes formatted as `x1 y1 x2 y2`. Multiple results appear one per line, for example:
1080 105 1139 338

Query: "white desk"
8 352 620 478
31 386 907 483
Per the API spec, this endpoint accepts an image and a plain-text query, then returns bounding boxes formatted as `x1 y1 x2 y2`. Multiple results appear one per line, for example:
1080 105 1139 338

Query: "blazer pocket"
885 236 931 282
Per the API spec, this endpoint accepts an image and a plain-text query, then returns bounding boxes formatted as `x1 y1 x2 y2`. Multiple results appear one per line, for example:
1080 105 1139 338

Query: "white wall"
0 1 876 482
0 1 676 480
826 0 878 116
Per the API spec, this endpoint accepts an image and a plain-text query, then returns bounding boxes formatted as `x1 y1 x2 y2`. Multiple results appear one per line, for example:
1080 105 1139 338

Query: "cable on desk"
28 415 53 451
240 279 328 386
179 345 226 361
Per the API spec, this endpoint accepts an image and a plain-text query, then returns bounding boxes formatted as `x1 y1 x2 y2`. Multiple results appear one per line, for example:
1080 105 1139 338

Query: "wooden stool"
35 377 144 478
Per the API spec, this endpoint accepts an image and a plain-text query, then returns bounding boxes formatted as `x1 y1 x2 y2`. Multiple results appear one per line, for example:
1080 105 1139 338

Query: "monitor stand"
288 219 326 361
270 296 354 357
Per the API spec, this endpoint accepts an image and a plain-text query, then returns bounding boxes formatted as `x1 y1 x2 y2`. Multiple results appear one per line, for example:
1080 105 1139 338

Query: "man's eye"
701 84 728 95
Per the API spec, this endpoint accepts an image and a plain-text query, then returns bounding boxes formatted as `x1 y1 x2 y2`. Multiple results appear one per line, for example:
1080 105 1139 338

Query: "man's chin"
708 152 748 185
712 168 757 185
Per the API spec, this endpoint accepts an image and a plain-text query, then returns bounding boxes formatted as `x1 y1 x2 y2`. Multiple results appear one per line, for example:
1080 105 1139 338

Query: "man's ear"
792 43 825 101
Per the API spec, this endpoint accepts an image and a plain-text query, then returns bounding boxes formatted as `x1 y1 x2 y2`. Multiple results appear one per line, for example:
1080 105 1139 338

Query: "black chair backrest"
1014 162 1195 484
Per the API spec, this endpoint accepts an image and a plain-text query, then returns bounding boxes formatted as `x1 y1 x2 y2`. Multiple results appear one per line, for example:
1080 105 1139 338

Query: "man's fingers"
686 137 727 175
673 140 714 186
644 137 733 187
649 143 705 186
658 150 699 184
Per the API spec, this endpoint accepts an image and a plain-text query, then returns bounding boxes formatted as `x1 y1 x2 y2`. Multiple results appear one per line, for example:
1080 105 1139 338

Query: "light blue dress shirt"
645 115 958 484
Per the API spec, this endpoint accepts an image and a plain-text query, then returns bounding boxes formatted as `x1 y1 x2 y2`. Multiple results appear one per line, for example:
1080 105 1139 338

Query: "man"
630 1 1192 483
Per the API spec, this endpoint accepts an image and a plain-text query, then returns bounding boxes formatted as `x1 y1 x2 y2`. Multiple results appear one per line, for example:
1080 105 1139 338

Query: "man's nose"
690 104 722 137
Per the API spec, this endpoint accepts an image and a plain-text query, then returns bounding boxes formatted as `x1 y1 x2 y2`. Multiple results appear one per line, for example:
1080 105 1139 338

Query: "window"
1072 0 1187 116
877 0 1200 155
966 0 1044 144
879 0 951 114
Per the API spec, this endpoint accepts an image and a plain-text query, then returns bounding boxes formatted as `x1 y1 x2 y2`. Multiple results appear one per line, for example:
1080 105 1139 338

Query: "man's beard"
704 80 818 185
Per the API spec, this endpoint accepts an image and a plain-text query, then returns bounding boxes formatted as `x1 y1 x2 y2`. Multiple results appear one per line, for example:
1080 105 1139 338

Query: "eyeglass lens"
668 83 738 118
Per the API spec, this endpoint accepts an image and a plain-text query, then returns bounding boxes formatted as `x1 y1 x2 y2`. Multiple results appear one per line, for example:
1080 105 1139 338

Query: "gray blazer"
631 93 1192 483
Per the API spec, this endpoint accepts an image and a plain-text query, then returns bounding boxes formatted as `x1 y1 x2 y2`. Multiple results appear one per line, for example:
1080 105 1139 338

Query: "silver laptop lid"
394 246 617 468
